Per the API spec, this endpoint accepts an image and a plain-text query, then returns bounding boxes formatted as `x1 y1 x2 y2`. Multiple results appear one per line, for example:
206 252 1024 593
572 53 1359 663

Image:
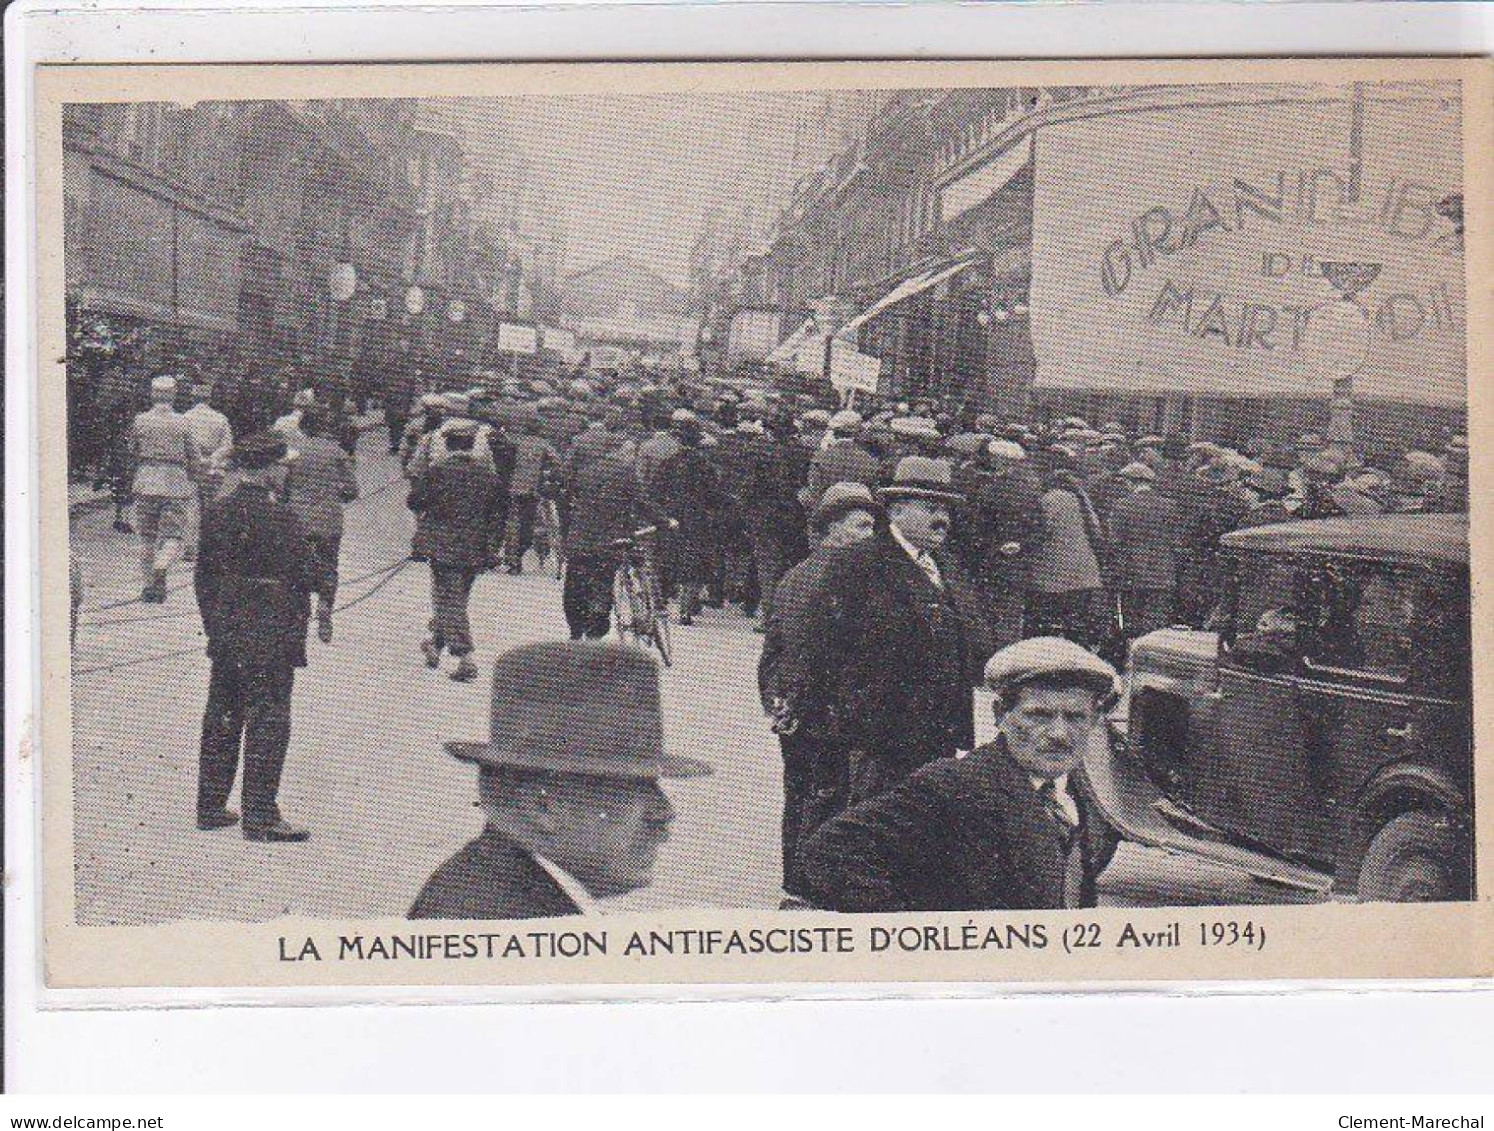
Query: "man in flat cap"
791 456 989 812
799 637 1119 912
1105 461 1180 644
195 432 334 842
410 642 711 919
759 481 884 899
129 374 203 602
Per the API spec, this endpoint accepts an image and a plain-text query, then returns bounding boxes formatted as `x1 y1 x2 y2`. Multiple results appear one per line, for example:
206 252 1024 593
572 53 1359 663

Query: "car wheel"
1357 811 1468 903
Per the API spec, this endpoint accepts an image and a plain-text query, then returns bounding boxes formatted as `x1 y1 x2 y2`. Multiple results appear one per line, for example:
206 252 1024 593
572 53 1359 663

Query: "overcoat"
195 482 328 671
793 530 988 772
409 453 506 570
1105 485 1180 591
799 738 1112 912
282 434 358 543
654 444 729 581
409 829 581 919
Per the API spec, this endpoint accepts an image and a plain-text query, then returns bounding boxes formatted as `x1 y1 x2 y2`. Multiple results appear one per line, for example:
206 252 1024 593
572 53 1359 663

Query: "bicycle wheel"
645 570 673 667
612 565 638 644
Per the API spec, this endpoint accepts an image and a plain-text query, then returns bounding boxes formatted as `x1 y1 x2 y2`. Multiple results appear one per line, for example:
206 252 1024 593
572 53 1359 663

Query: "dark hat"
879 455 962 503
810 481 883 533
445 642 711 780
232 431 288 470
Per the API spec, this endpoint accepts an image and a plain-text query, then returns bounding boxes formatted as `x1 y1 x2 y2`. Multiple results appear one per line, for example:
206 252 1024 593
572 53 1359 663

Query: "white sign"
828 340 884 394
447 300 467 324
404 285 426 316
497 323 540 354
540 326 577 355
1029 86 1465 406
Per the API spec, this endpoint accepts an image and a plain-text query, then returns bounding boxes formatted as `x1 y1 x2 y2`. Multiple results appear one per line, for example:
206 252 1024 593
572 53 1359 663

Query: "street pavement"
68 432 1321 925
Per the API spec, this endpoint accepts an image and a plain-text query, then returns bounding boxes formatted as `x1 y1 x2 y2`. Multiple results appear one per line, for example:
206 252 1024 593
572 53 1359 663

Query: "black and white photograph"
37 59 1487 989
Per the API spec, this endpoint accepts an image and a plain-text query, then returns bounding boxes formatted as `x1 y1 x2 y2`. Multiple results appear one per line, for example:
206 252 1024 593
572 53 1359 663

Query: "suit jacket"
799 739 1109 912
195 482 329 671
566 446 665 554
1105 485 1180 590
409 829 581 919
794 531 986 768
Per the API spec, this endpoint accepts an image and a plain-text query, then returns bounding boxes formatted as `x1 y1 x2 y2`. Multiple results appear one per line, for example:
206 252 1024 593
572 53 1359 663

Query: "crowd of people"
74 357 1471 907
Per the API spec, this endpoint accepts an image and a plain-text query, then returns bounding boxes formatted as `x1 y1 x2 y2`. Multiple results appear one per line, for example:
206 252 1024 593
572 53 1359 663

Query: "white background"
8 0 1494 1093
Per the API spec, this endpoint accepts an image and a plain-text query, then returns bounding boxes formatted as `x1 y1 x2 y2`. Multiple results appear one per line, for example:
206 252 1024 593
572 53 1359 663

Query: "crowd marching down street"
68 363 1471 917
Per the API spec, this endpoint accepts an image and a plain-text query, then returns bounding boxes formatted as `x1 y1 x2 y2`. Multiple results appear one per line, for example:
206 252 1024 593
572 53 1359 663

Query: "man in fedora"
800 636 1119 912
792 456 989 812
759 481 884 899
410 642 711 919
195 431 334 842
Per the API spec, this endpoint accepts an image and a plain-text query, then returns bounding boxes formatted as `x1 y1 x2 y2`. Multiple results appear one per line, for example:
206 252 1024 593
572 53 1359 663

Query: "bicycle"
611 521 676 667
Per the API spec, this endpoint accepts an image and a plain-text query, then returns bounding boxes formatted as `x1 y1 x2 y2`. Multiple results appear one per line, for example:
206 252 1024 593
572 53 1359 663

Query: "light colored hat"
829 408 863 433
984 636 1119 707
1135 434 1165 451
879 455 962 503
293 388 317 408
889 415 941 441
420 392 444 409
800 408 831 427
809 481 883 532
150 375 178 396
670 407 699 425
445 642 711 780
1118 461 1156 482
985 439 1027 461
1446 434 1469 456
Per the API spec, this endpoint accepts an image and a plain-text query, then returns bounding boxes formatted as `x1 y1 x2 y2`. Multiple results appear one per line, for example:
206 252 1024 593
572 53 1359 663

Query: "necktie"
1037 778 1078 852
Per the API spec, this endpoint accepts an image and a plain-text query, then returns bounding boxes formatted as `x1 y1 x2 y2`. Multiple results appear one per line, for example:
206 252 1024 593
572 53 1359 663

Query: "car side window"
1303 560 1414 682
1410 568 1471 698
1224 555 1302 670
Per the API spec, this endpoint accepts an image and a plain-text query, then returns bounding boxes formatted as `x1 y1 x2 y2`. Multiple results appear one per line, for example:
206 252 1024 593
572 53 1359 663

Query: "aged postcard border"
31 56 1494 993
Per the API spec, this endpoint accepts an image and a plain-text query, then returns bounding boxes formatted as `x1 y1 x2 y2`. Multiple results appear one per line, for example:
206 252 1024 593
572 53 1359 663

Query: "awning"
764 316 817 366
836 255 983 339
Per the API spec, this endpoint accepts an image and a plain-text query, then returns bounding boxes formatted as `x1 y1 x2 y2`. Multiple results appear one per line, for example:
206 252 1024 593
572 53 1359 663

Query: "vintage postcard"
31 57 1492 993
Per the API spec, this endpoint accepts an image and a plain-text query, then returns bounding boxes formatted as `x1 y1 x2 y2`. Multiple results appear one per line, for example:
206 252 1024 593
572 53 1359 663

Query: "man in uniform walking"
194 432 334 842
129 375 202 602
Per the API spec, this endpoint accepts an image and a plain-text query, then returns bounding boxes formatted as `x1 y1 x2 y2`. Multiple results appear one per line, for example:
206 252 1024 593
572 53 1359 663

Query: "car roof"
1219 514 1468 565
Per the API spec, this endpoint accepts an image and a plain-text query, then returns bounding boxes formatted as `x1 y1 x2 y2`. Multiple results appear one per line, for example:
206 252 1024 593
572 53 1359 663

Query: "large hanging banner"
1029 83 1466 405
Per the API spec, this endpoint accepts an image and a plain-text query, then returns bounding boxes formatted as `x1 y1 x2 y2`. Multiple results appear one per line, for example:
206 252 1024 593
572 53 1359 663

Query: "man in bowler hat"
800 636 1120 912
195 431 334 842
790 456 990 809
410 642 711 919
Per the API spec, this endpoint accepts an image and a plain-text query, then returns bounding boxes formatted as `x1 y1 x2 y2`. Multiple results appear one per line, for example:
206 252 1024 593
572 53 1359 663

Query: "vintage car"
1084 513 1473 902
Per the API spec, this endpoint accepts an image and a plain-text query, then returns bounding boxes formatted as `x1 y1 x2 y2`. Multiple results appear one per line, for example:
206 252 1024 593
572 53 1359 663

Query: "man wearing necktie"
798 636 1120 912
790 456 993 818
